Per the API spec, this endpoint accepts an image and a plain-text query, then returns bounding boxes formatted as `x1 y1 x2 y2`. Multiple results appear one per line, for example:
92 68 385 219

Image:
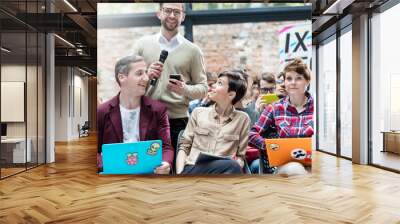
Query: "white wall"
55 66 69 141
71 72 89 138
1 63 46 164
1 65 38 137
55 67 89 141
1 65 26 136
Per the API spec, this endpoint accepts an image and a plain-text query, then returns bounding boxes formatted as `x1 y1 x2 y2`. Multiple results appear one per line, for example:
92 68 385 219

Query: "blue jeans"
182 159 242 174
250 159 260 174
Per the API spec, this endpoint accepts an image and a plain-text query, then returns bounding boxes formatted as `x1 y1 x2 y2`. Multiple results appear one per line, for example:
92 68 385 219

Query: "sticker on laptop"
126 153 138 165
147 142 161 156
290 148 307 160
269 143 280 151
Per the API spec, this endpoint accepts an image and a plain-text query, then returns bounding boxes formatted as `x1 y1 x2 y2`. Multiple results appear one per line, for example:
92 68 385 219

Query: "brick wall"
98 21 307 102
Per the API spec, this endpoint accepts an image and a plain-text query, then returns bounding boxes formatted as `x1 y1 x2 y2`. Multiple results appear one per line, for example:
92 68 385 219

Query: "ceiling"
0 0 99 73
310 0 390 42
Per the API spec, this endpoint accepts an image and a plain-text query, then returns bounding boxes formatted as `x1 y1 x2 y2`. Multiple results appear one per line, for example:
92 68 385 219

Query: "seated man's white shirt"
120 105 140 143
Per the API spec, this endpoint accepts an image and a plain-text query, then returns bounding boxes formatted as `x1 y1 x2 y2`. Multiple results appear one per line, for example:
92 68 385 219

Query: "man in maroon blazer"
97 55 174 174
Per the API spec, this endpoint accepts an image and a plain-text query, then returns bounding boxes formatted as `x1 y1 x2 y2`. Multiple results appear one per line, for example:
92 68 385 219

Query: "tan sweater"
133 34 207 119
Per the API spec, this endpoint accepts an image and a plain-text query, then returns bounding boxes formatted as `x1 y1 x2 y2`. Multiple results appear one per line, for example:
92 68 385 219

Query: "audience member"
176 71 250 174
133 3 207 165
97 55 174 174
248 59 314 176
188 72 217 114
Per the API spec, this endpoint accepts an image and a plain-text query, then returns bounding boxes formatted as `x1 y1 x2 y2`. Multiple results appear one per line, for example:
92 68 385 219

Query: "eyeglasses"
162 7 183 17
276 79 284 85
260 87 275 94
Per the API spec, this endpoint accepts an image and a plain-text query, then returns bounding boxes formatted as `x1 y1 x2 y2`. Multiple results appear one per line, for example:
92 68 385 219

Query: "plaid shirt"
249 93 314 151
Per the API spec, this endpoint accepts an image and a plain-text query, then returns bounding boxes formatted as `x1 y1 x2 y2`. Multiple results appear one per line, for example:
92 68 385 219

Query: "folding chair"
78 121 90 138
243 159 252 174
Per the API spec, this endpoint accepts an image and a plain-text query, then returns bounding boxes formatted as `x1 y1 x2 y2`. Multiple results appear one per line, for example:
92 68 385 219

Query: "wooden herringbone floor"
1 135 400 224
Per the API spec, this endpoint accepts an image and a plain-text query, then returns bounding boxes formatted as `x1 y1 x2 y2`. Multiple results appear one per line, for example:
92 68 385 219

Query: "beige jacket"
178 105 251 166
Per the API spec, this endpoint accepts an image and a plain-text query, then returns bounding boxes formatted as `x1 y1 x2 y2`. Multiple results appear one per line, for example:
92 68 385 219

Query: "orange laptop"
265 138 312 167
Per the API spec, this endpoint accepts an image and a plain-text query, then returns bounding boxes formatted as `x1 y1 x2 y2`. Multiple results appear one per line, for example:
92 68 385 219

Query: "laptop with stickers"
100 140 162 174
265 137 312 167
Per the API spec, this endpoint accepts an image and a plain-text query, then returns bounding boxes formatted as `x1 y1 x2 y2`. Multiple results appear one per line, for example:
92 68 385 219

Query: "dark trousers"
181 159 242 174
169 117 188 166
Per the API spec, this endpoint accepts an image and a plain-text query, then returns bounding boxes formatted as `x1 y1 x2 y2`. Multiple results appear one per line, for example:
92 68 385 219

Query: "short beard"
161 20 178 32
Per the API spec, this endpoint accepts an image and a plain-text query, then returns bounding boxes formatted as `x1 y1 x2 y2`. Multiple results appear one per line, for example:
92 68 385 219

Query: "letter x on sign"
285 31 309 53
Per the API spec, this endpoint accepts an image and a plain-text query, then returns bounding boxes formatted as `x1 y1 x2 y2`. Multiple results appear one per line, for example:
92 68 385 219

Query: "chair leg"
243 160 252 174
258 148 268 175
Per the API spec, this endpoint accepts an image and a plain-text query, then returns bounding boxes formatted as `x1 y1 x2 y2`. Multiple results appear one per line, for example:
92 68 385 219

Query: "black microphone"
150 50 168 86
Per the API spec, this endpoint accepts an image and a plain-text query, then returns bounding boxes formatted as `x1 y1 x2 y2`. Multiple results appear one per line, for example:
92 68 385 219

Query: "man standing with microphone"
133 3 207 167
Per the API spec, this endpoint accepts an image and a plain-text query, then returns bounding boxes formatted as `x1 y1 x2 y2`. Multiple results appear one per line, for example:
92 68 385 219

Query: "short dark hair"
232 69 249 85
159 3 185 11
218 70 247 105
276 72 285 88
252 80 260 89
283 58 311 81
114 55 144 86
261 72 276 84
277 72 284 80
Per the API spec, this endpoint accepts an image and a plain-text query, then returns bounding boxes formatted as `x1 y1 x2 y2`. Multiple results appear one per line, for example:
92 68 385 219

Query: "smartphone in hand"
261 93 279 104
169 74 182 81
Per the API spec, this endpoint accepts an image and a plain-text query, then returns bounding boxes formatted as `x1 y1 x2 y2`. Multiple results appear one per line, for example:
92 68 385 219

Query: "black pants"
169 117 188 166
181 159 242 174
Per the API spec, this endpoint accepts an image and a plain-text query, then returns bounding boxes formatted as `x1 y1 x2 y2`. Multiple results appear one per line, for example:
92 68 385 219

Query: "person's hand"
231 155 244 168
176 166 183 174
154 161 170 174
176 150 187 174
255 95 266 112
147 62 163 80
167 79 186 95
201 94 211 105
203 93 210 101
237 158 244 168
97 153 103 170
